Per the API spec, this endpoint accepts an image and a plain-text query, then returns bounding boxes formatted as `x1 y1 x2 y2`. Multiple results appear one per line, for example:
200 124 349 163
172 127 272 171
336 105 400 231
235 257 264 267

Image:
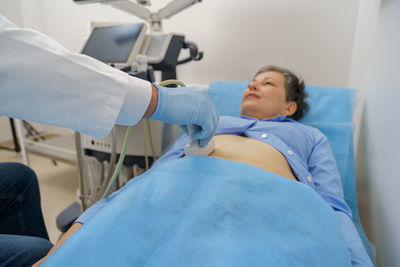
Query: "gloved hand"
150 84 219 147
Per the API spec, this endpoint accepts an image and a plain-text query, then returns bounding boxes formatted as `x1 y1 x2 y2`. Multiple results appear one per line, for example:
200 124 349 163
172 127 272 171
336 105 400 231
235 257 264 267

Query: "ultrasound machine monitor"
81 23 148 67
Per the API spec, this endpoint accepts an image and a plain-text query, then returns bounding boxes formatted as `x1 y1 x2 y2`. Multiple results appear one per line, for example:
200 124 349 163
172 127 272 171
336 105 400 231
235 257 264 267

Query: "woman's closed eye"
263 81 274 86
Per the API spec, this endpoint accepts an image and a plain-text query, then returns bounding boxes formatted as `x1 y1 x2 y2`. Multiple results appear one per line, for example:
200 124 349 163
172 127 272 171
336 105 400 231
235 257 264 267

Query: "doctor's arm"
0 15 152 139
0 15 218 144
308 130 372 266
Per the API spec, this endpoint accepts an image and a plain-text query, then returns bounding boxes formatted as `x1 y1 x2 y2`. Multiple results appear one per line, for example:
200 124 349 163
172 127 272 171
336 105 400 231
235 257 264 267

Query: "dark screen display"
82 23 144 63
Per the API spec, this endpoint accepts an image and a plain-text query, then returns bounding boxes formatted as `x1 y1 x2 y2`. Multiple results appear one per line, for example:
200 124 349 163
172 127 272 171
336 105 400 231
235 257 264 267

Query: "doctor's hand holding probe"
0 15 218 266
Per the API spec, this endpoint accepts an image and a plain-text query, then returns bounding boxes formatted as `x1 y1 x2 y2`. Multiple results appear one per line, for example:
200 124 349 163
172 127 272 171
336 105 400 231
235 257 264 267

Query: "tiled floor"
0 148 78 244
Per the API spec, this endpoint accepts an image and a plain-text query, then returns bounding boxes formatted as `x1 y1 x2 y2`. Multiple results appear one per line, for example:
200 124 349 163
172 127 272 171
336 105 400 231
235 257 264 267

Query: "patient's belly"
209 134 297 181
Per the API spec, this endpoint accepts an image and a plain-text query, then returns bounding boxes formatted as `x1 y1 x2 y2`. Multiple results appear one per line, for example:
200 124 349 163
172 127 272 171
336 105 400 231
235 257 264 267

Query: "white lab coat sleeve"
116 76 152 126
0 15 151 139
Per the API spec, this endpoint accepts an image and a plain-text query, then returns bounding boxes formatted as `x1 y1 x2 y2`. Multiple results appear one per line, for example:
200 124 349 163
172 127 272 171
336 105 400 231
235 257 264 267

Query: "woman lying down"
34 65 373 267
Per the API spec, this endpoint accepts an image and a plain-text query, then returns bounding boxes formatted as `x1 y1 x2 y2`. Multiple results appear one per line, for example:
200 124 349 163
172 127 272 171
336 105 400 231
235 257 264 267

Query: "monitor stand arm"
75 0 201 32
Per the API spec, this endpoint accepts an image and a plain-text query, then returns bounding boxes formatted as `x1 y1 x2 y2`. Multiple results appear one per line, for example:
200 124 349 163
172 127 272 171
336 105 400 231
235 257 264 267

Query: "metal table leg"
14 119 30 166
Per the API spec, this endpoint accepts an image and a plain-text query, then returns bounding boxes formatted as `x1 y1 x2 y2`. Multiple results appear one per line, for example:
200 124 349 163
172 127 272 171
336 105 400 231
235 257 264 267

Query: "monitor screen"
82 23 145 63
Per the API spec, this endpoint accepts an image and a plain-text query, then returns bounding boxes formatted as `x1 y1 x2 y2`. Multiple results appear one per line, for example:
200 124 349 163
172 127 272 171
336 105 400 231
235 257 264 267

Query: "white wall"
162 0 360 86
347 1 381 263
0 0 23 25
356 0 400 266
16 0 359 87
348 0 381 154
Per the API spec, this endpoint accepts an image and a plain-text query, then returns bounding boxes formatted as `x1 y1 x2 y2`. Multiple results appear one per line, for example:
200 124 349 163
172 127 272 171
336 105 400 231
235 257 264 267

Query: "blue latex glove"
150 84 219 147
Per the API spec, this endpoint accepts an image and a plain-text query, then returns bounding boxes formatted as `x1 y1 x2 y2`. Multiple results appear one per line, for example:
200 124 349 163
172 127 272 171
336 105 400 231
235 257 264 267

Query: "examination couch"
41 82 376 267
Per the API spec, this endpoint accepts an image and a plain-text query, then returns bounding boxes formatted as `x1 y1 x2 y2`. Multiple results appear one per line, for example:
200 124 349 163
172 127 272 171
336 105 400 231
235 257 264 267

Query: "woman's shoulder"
289 121 328 142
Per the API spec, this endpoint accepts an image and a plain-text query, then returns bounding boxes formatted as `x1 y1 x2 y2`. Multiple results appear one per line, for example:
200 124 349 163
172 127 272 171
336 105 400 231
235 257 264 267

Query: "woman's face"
240 71 296 120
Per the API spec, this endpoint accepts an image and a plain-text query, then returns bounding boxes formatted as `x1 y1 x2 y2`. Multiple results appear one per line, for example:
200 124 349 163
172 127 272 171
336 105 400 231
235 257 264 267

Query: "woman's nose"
248 81 259 91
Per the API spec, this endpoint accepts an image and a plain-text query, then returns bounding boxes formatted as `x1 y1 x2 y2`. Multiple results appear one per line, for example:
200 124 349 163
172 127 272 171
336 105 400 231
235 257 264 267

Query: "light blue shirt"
78 115 372 266
157 115 352 216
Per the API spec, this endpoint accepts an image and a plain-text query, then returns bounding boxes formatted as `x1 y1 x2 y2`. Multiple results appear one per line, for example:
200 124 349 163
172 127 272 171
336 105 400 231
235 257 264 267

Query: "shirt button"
288 150 294 155
261 133 268 139
307 176 312 182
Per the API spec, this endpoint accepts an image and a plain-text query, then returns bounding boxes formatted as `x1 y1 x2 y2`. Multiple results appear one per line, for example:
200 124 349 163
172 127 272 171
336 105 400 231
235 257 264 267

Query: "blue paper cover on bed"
207 81 376 264
43 157 351 267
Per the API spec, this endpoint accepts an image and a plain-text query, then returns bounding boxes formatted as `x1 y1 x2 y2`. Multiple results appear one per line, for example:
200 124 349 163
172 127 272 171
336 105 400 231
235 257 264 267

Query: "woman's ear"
284 101 297 116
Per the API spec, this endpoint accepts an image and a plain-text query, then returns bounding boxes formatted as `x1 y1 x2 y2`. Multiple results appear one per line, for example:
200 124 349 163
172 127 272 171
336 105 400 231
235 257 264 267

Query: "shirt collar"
240 115 296 123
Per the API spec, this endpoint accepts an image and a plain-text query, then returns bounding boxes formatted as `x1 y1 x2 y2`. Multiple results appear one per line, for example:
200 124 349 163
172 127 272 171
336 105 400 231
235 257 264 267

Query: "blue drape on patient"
43 157 351 267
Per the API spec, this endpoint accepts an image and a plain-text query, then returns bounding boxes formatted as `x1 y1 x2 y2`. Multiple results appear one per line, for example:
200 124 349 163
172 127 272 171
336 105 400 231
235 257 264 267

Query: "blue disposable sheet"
207 81 376 264
43 157 351 267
